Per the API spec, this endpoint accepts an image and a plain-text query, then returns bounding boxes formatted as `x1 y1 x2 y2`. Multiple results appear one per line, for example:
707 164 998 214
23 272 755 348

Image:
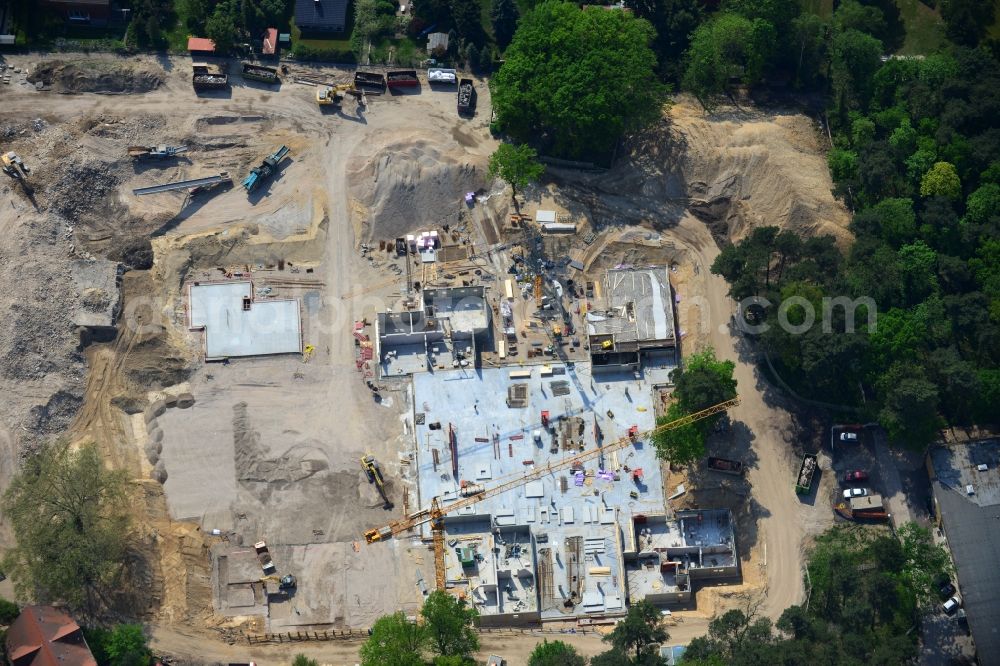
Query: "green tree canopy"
653 348 737 465
291 656 319 666
1 443 131 618
528 639 586 666
360 612 426 666
682 13 775 107
420 590 479 659
490 0 667 160
600 599 668 663
205 0 240 54
920 162 962 199
831 29 883 112
940 0 996 46
488 143 545 197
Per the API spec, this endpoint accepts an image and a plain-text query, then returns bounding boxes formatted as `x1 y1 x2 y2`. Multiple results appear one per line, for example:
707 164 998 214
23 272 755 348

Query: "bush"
0 598 18 625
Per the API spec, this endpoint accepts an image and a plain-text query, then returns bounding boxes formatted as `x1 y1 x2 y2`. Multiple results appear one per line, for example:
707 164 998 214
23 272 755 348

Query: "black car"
939 582 956 599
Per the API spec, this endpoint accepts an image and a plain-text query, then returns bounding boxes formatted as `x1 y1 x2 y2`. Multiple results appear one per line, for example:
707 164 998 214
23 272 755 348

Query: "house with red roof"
4 606 97 666
262 28 278 57
187 36 217 55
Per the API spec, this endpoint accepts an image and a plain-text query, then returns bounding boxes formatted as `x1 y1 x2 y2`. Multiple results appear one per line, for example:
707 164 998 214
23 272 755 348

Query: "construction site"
0 53 849 662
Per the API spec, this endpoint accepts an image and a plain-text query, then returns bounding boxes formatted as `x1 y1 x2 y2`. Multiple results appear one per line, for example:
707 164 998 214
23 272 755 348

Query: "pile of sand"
347 136 486 241
28 59 162 94
660 97 851 243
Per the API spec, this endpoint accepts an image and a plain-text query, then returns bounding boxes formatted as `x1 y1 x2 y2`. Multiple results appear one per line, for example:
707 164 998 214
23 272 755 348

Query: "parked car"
840 432 859 442
842 470 869 483
943 596 962 615
843 487 869 499
939 582 957 599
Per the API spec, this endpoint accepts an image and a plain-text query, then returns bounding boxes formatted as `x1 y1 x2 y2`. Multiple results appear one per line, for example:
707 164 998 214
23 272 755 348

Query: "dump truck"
254 541 276 576
127 145 188 159
241 62 279 84
457 78 476 115
707 456 744 476
354 71 386 90
795 453 818 495
387 69 419 88
242 145 289 193
192 63 228 90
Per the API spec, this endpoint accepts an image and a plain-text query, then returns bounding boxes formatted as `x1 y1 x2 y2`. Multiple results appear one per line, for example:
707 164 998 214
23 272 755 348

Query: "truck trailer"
795 453 818 494
192 63 229 90
457 78 476 115
241 63 280 84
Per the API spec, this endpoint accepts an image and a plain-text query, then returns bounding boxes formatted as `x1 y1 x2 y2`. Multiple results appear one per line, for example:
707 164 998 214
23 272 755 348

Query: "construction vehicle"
707 456 744 476
192 63 229 90
361 455 394 509
795 453 818 495
363 396 740 544
254 541 276 575
354 71 386 90
241 62 280 84
260 573 297 591
1 151 33 195
2 151 30 179
387 69 419 89
242 145 289 193
457 78 476 115
127 145 188 159
316 83 364 107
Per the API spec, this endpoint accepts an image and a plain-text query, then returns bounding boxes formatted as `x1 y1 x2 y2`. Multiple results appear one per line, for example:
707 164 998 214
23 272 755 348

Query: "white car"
943 596 961 615
843 487 869 499
840 432 859 442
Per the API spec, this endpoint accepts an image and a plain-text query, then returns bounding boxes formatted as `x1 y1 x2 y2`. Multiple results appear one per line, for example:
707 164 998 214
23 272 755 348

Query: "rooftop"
188 281 302 360
412 363 660 619
294 0 349 29
587 267 675 346
262 28 278 54
930 440 1000 659
5 606 97 666
187 36 216 52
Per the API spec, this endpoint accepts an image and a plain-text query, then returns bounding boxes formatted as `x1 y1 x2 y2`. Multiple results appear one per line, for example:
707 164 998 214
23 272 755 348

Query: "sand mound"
665 98 851 243
28 60 161 94
348 137 486 241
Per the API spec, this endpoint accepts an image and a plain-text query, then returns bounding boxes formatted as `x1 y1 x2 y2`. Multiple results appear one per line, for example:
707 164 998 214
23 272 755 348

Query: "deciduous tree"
360 612 426 666
420 590 479 659
528 640 586 666
920 161 962 199
488 143 545 197
490 1 666 160
1 443 131 618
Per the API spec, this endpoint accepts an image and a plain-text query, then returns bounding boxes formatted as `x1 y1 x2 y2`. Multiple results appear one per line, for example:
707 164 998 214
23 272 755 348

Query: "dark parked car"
842 470 869 483
939 582 956 599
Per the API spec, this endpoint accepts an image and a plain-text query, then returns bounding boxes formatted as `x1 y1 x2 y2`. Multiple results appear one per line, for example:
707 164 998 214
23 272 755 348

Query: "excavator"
2 151 33 195
361 454 394 509
316 83 366 108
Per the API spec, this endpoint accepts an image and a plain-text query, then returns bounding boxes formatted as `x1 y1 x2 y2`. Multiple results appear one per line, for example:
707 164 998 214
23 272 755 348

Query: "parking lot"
828 426 883 510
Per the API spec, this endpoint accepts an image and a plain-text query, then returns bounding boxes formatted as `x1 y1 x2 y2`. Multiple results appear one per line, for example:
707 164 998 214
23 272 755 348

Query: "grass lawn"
368 35 420 65
291 17 354 54
894 0 946 55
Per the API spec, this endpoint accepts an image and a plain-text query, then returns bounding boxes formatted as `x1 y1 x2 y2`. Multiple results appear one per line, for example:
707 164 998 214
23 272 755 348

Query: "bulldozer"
316 83 365 108
361 455 393 509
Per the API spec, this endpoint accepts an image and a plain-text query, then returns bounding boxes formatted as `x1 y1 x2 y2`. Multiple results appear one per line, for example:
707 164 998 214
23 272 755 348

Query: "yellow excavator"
316 83 365 107
361 454 393 509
